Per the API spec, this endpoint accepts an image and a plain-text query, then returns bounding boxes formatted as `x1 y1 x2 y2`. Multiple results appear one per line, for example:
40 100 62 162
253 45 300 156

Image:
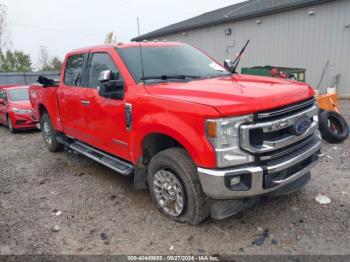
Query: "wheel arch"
38 103 48 118
37 103 62 131
132 126 215 190
141 133 186 165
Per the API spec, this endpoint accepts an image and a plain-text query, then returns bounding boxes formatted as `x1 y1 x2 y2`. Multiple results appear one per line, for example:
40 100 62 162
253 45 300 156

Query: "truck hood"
145 74 314 116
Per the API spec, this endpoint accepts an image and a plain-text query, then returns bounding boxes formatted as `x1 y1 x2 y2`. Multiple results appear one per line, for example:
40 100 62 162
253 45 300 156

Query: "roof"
132 0 333 41
70 42 185 53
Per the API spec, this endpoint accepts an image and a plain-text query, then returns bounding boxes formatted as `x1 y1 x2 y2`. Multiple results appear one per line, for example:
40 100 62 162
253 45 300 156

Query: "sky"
2 0 241 66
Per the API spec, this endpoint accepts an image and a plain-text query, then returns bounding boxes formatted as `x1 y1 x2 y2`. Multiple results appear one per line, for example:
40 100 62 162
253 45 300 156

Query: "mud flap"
134 158 148 190
210 197 259 220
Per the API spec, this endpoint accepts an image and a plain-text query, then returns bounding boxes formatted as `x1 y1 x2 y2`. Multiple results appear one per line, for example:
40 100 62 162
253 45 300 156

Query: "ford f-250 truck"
30 42 321 225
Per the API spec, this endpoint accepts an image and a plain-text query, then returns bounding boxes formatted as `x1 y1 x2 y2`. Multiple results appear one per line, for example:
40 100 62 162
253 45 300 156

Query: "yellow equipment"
316 93 339 113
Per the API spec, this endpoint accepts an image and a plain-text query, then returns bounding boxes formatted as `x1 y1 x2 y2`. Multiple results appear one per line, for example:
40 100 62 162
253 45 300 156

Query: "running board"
69 141 134 176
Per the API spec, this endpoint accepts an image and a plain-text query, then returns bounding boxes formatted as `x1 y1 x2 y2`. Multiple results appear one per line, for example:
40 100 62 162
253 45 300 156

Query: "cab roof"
70 41 186 53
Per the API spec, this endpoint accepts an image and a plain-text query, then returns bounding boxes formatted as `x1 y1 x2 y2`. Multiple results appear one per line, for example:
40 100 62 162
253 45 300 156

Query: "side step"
68 141 134 176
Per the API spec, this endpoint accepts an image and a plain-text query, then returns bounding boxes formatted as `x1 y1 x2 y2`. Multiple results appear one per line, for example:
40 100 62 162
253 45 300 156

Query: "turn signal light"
206 121 217 138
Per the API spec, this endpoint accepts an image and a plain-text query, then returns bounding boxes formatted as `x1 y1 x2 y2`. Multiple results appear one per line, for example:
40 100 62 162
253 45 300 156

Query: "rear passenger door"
58 53 90 141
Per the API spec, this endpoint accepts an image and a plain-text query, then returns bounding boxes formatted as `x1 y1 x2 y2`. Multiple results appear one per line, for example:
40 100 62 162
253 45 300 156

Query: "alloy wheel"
153 169 185 217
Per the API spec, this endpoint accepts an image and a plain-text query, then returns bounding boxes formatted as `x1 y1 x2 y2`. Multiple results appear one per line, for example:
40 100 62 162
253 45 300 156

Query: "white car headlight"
206 115 254 168
12 107 32 115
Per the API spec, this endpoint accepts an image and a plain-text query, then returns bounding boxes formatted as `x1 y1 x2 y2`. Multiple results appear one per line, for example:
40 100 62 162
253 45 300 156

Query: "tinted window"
87 53 119 88
8 89 29 101
64 54 86 86
0 90 6 100
117 45 229 84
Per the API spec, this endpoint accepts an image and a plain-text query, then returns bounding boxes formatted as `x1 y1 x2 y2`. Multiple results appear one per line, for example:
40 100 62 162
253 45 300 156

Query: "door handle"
81 100 90 105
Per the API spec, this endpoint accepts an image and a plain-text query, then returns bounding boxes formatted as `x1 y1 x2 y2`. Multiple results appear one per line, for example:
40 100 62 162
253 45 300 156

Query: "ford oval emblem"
291 117 311 136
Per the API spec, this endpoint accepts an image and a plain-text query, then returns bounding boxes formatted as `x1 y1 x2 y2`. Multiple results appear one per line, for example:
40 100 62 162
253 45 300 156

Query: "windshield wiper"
206 72 232 78
141 74 200 81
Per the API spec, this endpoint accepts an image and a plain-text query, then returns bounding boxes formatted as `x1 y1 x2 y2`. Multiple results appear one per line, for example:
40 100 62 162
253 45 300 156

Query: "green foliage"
37 46 62 71
41 56 62 71
0 49 32 72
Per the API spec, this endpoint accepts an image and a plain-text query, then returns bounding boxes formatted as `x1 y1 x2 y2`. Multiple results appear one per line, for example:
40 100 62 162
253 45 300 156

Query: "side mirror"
98 79 125 100
0 98 4 105
224 59 234 73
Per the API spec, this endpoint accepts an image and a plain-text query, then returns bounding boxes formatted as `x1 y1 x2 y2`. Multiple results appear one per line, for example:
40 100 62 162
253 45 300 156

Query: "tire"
7 115 16 133
40 113 63 152
318 110 349 143
147 148 210 225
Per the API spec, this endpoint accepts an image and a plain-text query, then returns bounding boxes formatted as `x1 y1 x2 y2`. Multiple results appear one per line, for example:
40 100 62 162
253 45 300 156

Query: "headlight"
206 115 254 168
12 107 32 115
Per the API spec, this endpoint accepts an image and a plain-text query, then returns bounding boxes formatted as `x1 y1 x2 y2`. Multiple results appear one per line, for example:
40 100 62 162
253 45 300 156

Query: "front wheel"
40 113 63 152
147 148 210 225
7 115 16 133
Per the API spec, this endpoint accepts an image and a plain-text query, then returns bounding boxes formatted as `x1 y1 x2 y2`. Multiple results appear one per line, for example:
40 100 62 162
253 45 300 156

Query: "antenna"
137 18 146 85
232 40 250 73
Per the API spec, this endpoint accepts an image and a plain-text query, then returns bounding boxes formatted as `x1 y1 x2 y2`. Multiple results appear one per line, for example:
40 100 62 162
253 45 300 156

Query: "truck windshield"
117 45 231 84
8 89 29 101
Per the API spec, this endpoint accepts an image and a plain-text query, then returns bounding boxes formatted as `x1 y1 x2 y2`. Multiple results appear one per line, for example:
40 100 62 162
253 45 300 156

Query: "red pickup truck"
30 42 321 225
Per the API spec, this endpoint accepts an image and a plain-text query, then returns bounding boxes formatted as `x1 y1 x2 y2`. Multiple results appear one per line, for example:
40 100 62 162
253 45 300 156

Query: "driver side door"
81 50 131 161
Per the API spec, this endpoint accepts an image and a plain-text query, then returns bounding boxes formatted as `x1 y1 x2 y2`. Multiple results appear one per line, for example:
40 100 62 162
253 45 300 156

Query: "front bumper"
198 138 321 199
11 113 38 129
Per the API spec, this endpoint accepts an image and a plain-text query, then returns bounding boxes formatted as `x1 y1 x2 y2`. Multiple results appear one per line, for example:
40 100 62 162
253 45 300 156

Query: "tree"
0 4 10 54
37 46 49 70
46 56 62 71
0 50 32 72
104 32 117 44
37 46 62 71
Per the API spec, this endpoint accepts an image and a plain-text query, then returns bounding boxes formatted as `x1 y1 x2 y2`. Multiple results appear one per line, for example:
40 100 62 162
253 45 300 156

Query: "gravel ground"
0 101 349 256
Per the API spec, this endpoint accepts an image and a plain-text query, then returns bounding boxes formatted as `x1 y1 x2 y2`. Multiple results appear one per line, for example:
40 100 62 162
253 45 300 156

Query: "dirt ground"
0 101 349 256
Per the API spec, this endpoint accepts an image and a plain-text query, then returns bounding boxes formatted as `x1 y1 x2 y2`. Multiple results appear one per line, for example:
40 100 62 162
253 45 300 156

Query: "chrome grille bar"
240 104 319 154
255 97 316 120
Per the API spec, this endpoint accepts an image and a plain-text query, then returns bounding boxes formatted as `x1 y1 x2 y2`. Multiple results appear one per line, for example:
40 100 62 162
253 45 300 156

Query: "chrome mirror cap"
98 70 112 82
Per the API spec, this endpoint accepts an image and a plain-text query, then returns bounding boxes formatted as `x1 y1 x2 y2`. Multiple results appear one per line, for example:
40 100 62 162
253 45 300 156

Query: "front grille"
254 97 316 122
16 120 27 125
257 134 317 161
240 97 319 157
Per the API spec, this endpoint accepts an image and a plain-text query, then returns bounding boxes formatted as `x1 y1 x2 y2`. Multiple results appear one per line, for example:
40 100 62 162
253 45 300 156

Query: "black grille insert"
264 155 317 189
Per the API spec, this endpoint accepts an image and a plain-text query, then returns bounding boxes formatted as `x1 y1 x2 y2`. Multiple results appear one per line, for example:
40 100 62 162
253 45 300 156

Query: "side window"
0 90 7 101
64 54 86 86
87 53 120 88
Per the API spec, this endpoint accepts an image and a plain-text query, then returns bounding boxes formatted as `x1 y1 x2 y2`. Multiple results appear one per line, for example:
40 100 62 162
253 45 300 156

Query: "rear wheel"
147 148 210 225
7 115 16 133
40 113 63 152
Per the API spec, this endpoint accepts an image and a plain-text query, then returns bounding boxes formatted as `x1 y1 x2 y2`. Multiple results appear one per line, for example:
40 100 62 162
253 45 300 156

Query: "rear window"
64 54 86 86
8 89 29 101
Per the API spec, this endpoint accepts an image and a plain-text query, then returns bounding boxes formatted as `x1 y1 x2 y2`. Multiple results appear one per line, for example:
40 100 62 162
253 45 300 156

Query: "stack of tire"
318 110 349 143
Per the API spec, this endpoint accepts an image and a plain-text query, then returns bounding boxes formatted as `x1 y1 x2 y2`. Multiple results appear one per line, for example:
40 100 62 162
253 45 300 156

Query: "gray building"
133 0 350 97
